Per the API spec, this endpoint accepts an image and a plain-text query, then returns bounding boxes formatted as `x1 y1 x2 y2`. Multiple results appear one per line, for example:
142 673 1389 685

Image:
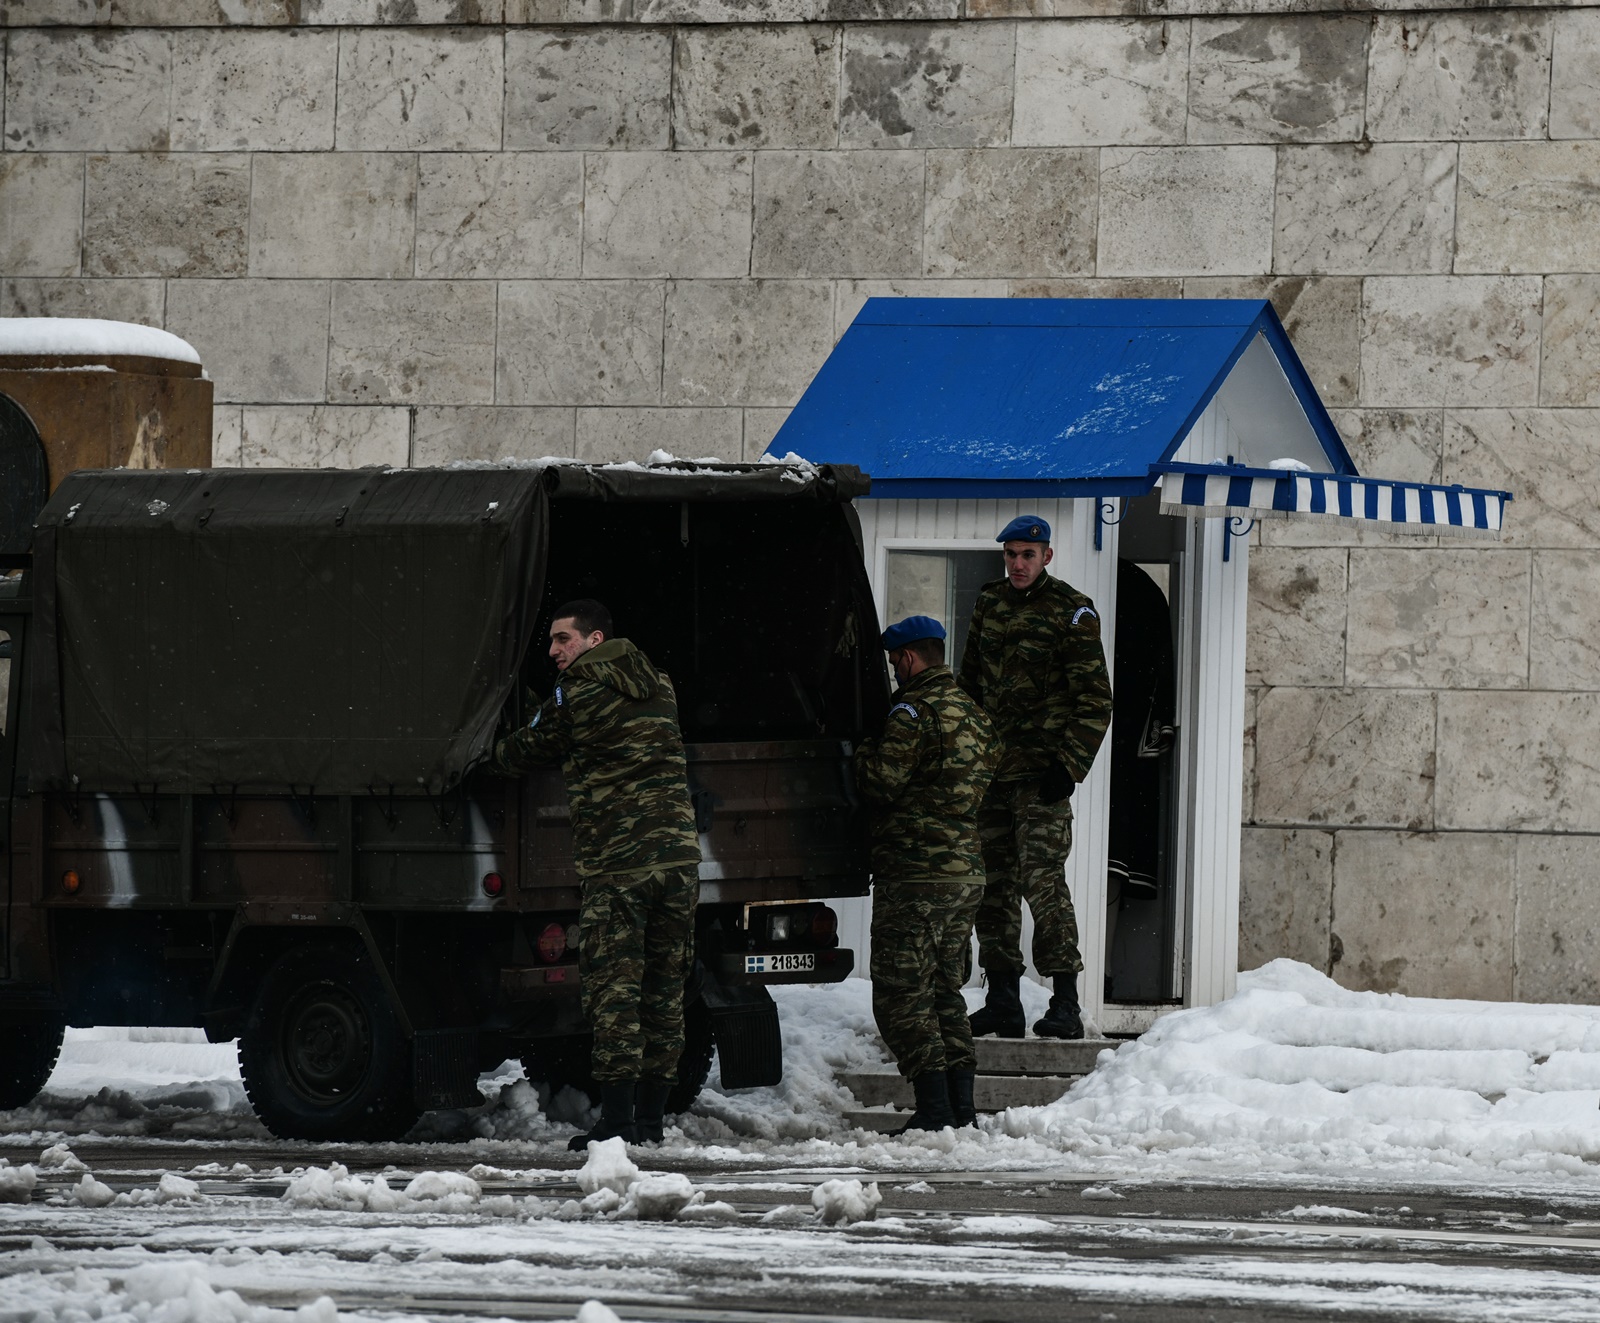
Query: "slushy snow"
8 961 1600 1191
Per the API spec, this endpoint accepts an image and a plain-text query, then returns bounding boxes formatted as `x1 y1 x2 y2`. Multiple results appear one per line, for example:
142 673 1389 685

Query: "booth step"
974 1037 1119 1076
840 1069 1080 1112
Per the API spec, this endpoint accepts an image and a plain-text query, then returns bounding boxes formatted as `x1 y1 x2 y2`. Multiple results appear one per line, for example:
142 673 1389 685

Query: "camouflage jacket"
492 638 701 879
853 664 995 883
957 572 1113 786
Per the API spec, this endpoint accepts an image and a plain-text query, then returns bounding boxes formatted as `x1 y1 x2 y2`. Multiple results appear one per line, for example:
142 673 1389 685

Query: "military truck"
0 459 887 1140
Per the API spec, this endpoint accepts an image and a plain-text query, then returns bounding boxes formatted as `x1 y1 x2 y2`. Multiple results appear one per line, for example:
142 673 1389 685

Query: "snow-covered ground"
9 961 1600 1193
8 961 1600 1322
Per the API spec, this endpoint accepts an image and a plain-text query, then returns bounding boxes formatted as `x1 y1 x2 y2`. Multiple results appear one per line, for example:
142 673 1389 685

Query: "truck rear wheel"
239 942 418 1142
0 1018 65 1110
522 999 714 1116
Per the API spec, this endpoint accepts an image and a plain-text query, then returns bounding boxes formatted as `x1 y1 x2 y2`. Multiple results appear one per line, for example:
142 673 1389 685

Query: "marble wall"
5 5 1599 1001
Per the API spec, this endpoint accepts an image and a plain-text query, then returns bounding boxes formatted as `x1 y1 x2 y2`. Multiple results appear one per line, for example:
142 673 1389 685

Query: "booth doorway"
883 547 999 673
1106 495 1184 1006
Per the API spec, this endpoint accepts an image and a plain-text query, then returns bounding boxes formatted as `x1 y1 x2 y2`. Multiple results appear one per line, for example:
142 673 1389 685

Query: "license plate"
744 952 815 974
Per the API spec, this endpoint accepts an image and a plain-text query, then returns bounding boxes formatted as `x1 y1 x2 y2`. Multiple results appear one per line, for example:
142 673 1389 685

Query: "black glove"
1039 763 1075 805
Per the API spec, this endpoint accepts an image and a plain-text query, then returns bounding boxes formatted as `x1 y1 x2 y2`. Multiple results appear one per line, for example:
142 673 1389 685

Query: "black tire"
238 941 418 1142
522 998 714 1116
0 1018 65 1110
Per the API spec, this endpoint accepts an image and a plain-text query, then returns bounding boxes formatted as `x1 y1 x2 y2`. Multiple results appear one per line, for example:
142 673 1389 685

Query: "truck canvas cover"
28 467 549 796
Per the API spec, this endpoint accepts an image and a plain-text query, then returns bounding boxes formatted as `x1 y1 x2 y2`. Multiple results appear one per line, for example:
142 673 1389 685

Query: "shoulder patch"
527 708 542 731
889 701 919 722
1072 606 1098 626
554 684 565 707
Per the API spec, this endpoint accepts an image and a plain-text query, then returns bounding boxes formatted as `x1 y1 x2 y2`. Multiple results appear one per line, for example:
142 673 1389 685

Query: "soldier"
492 599 701 1150
958 516 1113 1041
855 615 996 1132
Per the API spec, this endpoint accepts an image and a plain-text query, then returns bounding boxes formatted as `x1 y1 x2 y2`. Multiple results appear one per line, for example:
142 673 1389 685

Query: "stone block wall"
4 3 1599 1001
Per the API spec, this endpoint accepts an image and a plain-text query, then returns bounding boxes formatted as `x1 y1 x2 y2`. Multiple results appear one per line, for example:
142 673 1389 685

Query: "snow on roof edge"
0 318 202 366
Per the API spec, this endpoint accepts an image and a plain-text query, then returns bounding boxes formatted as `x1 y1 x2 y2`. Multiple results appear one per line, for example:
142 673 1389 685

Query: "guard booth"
768 298 1511 1036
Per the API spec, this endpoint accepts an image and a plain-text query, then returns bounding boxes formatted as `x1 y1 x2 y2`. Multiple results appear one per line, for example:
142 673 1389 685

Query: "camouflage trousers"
975 780 1083 978
579 866 698 1083
871 878 985 1079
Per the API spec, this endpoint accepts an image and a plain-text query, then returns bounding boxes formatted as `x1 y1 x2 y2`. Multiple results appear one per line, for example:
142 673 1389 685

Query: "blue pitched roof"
768 298 1356 498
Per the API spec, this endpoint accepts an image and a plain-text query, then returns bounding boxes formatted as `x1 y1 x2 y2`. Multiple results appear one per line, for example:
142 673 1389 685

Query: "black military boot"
634 1077 672 1145
567 1080 638 1151
948 1068 978 1128
968 970 1026 1039
1032 976 1085 1040
890 1071 957 1135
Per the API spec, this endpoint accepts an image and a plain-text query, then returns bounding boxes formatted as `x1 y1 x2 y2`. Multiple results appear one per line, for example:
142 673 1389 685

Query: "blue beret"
881 615 946 651
996 515 1051 544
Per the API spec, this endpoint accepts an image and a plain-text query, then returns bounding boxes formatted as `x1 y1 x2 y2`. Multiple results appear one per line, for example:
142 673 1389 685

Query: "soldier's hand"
1039 762 1075 805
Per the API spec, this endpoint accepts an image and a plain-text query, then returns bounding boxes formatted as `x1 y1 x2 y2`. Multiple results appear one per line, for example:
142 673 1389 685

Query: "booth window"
885 549 1001 672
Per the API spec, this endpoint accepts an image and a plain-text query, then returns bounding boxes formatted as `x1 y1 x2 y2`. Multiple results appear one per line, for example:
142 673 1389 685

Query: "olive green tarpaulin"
28 467 550 795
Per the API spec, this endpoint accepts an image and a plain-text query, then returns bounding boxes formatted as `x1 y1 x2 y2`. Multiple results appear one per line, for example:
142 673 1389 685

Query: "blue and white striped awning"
1155 463 1511 536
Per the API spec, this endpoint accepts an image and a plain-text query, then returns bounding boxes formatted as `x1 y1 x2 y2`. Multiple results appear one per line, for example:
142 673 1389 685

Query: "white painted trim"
1060 497 1117 1030
1182 516 1248 1007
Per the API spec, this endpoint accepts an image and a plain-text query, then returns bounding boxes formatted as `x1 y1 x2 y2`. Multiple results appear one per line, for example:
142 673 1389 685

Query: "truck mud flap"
699 974 782 1091
412 1029 482 1111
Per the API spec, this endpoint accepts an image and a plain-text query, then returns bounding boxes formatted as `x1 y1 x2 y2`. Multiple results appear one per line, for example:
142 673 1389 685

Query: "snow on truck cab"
0 459 889 1140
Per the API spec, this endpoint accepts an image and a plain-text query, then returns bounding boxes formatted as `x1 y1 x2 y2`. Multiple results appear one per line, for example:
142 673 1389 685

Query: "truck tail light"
537 922 566 963
812 905 838 944
62 869 81 895
481 871 504 898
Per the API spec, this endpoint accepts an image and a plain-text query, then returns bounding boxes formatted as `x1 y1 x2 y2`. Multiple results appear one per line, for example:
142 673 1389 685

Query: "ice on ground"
811 1178 881 1225
576 1303 622 1323
0 317 202 365
1081 1185 1125 1201
7 1257 356 1323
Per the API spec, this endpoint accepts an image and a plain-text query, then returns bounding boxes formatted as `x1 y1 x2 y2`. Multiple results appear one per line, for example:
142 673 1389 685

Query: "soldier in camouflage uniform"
855 615 996 1132
492 599 701 1150
958 516 1112 1041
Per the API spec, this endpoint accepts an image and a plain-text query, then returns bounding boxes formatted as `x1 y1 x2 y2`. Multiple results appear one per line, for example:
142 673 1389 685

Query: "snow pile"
1003 959 1600 1181
0 317 201 365
810 1178 881 1225
0 1159 38 1203
71 1173 116 1207
553 1138 733 1222
5 1258 353 1323
675 980 896 1144
38 1143 86 1172
576 1304 622 1323
574 1136 638 1196
281 1165 481 1214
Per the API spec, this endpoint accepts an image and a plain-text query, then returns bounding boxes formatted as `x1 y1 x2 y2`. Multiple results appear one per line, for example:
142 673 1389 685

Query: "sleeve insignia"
1072 606 1098 626
554 685 565 707
890 701 919 721
527 709 542 730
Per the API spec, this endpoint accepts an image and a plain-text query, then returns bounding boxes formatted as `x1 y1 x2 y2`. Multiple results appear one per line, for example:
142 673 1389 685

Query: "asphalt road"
6 1137 1600 1322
